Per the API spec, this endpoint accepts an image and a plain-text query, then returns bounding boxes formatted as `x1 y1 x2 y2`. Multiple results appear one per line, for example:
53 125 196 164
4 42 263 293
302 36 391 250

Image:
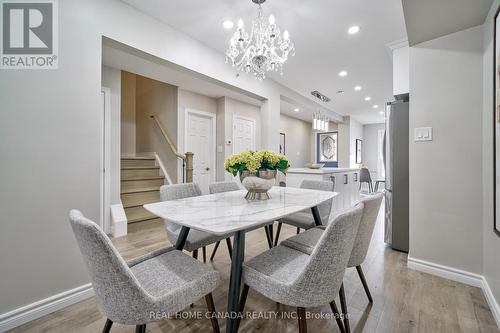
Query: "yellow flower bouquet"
225 150 290 200
224 149 290 176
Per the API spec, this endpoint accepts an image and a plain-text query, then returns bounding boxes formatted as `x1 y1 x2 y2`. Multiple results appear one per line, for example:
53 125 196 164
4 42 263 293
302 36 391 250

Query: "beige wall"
362 123 385 173
121 71 136 155
135 74 178 181
280 114 312 168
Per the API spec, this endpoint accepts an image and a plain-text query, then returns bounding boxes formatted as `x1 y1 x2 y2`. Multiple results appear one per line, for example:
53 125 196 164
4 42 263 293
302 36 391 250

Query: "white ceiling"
122 0 407 124
402 0 493 46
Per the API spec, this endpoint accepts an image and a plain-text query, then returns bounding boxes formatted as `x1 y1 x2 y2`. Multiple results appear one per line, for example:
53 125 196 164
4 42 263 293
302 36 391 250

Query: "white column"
260 93 280 151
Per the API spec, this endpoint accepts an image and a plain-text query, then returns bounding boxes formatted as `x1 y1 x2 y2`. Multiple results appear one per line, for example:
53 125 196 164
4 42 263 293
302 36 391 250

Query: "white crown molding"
384 38 409 60
408 256 500 329
0 284 94 333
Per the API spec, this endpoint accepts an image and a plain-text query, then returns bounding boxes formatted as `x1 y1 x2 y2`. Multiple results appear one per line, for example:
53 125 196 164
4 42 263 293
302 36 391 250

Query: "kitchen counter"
287 167 360 174
285 167 361 213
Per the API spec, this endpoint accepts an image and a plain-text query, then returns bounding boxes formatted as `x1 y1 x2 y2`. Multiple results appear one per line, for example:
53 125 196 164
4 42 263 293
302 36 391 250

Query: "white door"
186 110 215 194
233 116 256 153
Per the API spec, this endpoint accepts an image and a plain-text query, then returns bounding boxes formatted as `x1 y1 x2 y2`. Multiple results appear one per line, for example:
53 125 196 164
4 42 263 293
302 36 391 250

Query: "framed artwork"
356 139 363 164
494 6 500 236
316 131 338 167
279 133 286 155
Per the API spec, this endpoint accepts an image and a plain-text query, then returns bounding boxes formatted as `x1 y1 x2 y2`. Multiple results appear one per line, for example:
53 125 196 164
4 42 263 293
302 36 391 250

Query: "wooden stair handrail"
150 115 186 161
150 115 193 183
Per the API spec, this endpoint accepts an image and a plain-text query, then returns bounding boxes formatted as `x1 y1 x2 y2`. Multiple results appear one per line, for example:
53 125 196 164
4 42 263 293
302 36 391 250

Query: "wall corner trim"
0 284 94 332
408 256 500 328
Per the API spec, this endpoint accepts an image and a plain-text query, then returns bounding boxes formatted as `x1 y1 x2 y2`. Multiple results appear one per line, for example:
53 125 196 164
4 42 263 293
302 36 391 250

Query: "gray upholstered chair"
239 204 364 333
69 210 221 333
359 167 373 192
161 183 234 263
273 179 335 245
207 181 240 260
280 193 383 332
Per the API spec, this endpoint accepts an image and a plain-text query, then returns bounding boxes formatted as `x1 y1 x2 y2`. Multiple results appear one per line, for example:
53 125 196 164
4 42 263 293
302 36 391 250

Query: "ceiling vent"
311 90 331 103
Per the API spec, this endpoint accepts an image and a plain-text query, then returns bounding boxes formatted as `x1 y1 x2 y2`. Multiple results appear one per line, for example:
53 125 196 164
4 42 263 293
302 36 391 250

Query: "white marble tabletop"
287 167 360 174
144 186 338 235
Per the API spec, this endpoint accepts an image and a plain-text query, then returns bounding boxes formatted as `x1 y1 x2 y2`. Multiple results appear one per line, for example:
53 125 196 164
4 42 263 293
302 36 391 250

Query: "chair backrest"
359 167 372 183
293 203 364 306
348 193 383 267
160 183 202 201
160 183 202 236
209 181 240 194
300 179 334 221
69 210 147 323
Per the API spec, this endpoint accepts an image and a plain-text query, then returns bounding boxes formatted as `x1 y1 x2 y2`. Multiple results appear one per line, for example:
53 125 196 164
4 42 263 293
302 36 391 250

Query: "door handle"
206 167 210 171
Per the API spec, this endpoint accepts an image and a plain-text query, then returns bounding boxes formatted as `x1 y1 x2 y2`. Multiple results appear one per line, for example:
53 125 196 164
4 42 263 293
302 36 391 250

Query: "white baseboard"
0 284 94 333
408 256 500 328
482 275 500 328
407 256 483 287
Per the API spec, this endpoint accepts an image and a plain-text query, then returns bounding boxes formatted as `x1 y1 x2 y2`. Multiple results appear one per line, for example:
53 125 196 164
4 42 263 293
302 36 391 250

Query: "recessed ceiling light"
339 70 348 77
373 105 379 109
354 86 362 91
348 26 360 34
293 108 300 112
379 111 384 115
223 20 234 29
364 96 371 101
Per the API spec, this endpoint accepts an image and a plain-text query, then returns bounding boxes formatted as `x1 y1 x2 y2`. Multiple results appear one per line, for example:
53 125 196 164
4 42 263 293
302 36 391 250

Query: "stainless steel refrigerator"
383 93 409 253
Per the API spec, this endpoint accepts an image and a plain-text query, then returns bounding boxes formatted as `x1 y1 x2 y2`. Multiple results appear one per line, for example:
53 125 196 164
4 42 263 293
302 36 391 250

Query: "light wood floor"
9 206 499 333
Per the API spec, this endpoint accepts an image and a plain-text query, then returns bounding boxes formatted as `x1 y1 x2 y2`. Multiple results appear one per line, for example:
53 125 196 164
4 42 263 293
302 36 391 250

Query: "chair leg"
135 324 146 333
264 226 273 249
297 227 300 234
297 307 307 333
329 300 346 333
210 241 221 261
339 283 350 333
203 246 207 263
102 318 113 333
356 265 373 303
274 222 282 246
236 284 250 330
190 250 199 308
205 293 220 333
226 238 233 259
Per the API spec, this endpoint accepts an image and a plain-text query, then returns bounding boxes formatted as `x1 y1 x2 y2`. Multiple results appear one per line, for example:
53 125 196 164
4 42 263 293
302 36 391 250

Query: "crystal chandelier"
313 112 329 132
225 0 295 80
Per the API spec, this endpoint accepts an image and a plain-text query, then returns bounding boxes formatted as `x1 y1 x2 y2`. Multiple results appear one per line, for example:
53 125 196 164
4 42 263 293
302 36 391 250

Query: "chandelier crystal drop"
225 0 295 80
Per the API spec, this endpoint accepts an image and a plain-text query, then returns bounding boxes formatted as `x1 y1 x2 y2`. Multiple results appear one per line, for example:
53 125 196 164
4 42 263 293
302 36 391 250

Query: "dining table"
144 186 338 333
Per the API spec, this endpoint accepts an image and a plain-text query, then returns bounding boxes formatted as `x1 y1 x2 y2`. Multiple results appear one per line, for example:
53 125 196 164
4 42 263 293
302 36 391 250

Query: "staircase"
121 156 164 224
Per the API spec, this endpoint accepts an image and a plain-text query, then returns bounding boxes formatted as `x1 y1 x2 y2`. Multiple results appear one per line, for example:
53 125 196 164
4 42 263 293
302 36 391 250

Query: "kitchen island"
286 167 361 213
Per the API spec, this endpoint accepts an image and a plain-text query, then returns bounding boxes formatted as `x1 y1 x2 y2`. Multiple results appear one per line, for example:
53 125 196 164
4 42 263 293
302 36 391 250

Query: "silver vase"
239 169 277 200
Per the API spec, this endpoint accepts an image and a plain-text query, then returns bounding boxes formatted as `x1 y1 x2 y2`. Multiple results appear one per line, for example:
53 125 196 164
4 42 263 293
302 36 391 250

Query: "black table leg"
311 206 323 226
264 225 273 249
226 230 245 333
175 226 190 250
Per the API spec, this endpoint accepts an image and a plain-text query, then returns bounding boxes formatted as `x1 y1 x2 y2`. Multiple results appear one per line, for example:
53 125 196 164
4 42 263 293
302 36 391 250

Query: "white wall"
101 66 121 205
279 114 312 168
393 46 410 95
349 117 364 168
483 0 500 313
363 123 385 173
409 26 484 274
